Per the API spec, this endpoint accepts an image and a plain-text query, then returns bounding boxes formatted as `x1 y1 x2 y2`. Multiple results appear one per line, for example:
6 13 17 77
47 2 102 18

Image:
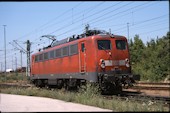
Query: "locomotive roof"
34 29 126 55
52 37 77 47
33 33 126 56
51 34 125 47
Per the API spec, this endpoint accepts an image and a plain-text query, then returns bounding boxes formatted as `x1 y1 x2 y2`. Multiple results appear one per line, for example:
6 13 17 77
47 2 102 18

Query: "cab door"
79 41 86 73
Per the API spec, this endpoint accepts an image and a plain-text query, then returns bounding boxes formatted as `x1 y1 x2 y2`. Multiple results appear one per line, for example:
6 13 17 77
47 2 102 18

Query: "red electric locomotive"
30 29 137 93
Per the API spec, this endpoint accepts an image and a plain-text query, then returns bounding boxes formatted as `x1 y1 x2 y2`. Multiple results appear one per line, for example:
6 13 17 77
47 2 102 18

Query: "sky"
0 1 169 71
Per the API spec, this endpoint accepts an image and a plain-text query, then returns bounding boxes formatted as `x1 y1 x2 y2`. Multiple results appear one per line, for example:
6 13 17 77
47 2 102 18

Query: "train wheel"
100 82 122 95
45 84 50 89
35 80 43 88
64 80 69 90
57 80 64 89
64 79 78 91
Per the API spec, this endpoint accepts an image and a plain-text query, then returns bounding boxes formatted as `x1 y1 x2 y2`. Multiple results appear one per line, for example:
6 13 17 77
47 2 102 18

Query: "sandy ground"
0 93 112 112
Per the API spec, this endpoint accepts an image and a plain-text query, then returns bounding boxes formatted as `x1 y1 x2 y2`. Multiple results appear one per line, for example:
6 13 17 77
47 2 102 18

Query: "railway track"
121 91 170 104
136 82 170 86
128 86 170 90
1 82 169 106
128 82 170 91
104 91 170 107
0 83 33 88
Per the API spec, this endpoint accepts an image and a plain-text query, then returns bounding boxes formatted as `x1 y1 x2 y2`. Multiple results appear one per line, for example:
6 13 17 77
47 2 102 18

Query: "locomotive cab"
94 34 134 93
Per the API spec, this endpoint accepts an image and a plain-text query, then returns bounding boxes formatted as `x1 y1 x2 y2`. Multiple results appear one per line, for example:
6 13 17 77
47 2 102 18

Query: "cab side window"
81 43 85 52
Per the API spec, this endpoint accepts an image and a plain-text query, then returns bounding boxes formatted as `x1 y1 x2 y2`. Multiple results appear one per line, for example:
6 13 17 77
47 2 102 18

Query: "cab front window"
97 40 111 50
116 40 127 50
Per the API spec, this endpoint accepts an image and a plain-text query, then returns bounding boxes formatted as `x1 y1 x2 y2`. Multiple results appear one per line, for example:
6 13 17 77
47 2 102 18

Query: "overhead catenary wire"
0 0 164 50
3 1 138 49
97 14 168 30
15 2 84 41
29 1 106 44
92 1 158 27
0 2 85 65
41 1 106 32
0 3 167 68
130 19 168 30
113 15 168 33
74 2 165 37
88 2 150 25
128 27 169 43
51 15 168 51
48 2 122 35
32 1 167 51
135 27 169 35
0 2 84 51
47 2 157 39
0 1 166 52
51 2 149 37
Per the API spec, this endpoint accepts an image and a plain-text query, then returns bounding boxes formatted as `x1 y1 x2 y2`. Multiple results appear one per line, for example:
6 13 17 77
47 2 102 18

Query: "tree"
129 35 145 64
129 32 170 81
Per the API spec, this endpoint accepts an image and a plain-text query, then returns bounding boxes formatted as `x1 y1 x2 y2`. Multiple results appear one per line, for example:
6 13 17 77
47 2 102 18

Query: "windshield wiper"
99 44 106 50
98 44 110 54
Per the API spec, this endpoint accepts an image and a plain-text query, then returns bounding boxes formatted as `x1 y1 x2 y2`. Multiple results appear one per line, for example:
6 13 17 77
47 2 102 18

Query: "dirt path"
0 93 112 112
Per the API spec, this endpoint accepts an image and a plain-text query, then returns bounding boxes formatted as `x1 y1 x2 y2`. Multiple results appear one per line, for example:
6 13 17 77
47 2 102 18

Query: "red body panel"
31 35 130 76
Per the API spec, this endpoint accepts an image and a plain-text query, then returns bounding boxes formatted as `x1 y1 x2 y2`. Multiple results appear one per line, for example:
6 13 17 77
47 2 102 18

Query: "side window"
44 52 49 60
70 44 78 55
39 54 43 61
62 46 69 56
50 50 54 59
81 43 85 52
35 55 38 62
55 49 61 58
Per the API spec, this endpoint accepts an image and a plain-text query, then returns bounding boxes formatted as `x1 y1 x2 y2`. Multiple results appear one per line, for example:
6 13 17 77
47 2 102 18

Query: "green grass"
0 73 169 111
0 84 169 112
0 72 29 84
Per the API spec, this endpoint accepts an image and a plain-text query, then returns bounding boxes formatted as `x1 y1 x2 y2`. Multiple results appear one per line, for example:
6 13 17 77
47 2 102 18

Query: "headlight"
125 58 130 67
101 63 105 68
100 59 105 68
126 63 130 67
